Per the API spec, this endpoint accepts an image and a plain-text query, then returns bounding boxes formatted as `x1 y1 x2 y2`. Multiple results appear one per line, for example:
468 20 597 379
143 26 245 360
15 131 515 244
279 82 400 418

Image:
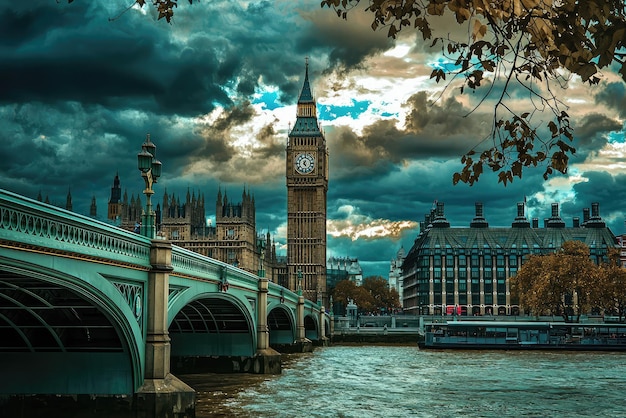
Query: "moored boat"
420 320 626 351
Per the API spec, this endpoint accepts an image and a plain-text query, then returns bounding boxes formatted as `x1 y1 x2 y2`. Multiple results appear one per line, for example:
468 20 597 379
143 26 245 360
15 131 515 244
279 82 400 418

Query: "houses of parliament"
105 176 287 285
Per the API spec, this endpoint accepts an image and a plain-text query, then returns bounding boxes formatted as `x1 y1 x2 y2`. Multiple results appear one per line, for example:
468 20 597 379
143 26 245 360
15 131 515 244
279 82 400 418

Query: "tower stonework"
107 173 122 221
286 61 329 304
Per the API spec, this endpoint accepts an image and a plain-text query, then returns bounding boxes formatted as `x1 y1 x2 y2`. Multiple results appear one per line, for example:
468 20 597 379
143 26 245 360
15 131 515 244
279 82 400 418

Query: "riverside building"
402 201 618 316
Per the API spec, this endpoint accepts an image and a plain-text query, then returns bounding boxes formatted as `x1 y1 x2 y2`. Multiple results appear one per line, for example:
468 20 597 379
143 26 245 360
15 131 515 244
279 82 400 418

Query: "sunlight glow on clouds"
328 205 418 241
574 140 626 173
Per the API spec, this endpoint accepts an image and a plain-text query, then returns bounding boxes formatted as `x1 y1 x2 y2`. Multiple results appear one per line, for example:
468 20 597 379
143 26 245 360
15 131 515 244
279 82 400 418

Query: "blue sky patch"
318 99 371 121
252 90 281 111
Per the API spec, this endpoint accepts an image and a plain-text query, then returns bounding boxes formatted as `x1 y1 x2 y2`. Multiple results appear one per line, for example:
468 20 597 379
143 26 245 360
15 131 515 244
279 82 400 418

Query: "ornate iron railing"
0 189 151 267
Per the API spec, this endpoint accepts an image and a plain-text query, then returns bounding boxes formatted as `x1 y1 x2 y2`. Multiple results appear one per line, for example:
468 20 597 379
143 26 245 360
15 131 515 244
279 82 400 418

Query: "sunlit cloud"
328 205 418 241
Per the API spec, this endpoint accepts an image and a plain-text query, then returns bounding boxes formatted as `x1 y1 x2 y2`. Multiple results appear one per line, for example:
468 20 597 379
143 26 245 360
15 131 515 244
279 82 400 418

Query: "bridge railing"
0 189 324 316
0 189 152 268
170 245 310 310
170 245 260 291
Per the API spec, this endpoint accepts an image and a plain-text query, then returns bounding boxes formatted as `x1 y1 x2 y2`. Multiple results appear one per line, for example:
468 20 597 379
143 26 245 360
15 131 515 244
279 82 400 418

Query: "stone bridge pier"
254 276 282 373
136 240 195 417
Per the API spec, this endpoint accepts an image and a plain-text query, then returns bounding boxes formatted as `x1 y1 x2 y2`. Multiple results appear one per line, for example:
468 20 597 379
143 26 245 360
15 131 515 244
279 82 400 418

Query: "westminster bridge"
0 189 329 415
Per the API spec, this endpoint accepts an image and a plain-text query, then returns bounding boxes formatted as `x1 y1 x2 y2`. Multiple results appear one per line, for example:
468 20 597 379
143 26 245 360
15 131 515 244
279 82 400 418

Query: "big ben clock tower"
286 60 329 305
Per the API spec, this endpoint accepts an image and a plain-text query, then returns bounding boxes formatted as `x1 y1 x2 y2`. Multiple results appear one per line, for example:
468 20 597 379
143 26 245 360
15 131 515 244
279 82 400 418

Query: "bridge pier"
293 295 313 352
136 240 195 417
317 305 329 347
255 276 282 374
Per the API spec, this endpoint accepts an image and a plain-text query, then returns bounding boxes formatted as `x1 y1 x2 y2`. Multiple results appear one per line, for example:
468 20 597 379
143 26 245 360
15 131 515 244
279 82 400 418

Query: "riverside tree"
362 276 401 313
332 279 374 313
511 241 599 321
332 276 400 314
596 248 626 321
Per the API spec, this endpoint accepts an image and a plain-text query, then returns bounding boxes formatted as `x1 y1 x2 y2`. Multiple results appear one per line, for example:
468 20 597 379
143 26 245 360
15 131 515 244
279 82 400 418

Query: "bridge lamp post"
257 237 266 278
297 268 303 296
137 134 162 239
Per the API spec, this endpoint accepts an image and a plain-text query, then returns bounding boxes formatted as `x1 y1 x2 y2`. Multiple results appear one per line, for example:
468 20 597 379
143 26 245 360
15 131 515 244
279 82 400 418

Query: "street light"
297 268 303 296
137 133 161 239
257 236 266 278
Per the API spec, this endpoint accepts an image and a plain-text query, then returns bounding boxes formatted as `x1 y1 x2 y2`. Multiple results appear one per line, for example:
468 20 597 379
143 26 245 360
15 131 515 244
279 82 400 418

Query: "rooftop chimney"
546 202 565 228
512 202 530 228
586 202 606 228
432 202 450 228
583 208 590 224
470 202 489 228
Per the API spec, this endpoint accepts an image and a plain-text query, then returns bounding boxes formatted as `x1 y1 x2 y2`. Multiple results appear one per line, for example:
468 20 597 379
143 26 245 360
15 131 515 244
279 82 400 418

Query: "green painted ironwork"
0 188 330 395
111 280 144 332
0 189 151 267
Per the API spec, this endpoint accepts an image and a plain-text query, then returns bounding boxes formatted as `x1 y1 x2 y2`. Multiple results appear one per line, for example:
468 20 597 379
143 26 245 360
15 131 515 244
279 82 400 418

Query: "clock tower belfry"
286 60 329 305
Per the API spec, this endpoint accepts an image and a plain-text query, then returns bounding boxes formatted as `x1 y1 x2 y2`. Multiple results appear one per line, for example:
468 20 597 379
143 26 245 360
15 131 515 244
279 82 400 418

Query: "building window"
471 267 480 279
484 280 493 294
446 293 455 304
471 279 480 294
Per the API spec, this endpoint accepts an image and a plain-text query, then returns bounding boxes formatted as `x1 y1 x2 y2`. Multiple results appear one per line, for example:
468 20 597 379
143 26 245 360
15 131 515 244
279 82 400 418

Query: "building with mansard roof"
402 201 618 316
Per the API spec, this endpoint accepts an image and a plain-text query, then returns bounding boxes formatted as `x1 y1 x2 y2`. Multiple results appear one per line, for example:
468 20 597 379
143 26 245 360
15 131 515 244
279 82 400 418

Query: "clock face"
295 153 315 174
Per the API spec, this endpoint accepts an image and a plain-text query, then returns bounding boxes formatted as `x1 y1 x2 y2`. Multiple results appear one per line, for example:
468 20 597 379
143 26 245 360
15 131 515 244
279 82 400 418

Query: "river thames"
179 345 626 417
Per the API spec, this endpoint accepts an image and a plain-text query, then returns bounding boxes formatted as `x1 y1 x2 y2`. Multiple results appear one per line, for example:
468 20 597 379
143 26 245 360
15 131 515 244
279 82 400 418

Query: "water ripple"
182 346 626 417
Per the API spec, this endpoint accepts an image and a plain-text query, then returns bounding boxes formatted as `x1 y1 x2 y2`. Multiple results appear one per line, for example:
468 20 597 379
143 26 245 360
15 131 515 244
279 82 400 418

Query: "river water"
179 345 626 418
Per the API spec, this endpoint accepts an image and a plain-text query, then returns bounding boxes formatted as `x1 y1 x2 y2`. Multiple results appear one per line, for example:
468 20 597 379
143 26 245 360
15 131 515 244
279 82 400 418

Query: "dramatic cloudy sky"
2 1 625 278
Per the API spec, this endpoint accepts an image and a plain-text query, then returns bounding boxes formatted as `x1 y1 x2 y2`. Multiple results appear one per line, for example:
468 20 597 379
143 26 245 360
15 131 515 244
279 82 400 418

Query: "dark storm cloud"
572 113 622 158
328 90 490 180
594 82 626 118
193 102 254 162
299 3 394 71
0 3 232 116
561 171 626 233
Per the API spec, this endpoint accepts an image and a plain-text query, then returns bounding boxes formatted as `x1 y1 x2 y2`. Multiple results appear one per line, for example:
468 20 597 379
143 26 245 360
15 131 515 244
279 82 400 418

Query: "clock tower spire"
286 60 329 305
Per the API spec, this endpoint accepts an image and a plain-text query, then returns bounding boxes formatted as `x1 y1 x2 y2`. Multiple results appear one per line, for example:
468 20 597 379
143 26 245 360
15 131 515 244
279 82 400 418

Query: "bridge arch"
304 313 319 341
267 304 296 345
0 260 144 395
323 314 331 338
168 292 256 357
